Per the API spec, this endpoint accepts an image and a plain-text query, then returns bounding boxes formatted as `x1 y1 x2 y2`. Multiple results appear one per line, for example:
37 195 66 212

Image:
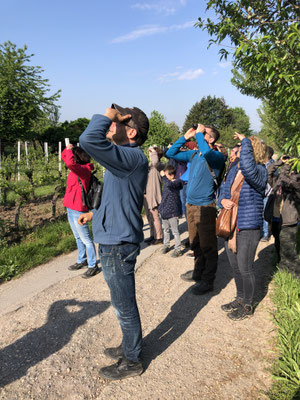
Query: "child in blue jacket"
158 165 183 257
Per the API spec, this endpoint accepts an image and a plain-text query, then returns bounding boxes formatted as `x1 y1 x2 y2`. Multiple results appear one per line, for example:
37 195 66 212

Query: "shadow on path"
142 238 231 370
254 243 278 305
0 299 110 387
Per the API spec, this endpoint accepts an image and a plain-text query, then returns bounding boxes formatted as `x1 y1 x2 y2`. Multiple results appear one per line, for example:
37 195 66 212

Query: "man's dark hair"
72 146 91 164
164 165 176 176
266 145 274 160
155 147 164 160
205 125 220 144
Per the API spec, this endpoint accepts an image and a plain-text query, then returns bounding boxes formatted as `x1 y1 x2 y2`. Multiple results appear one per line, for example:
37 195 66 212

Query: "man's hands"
221 199 235 210
184 128 196 140
233 131 245 141
184 124 206 140
78 212 93 226
105 108 131 123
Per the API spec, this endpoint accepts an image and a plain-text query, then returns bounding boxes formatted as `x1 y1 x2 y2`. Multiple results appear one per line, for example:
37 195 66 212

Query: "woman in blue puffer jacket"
219 132 267 321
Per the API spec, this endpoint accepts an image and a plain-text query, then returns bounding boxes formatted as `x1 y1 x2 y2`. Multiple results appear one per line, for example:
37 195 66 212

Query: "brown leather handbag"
216 172 244 238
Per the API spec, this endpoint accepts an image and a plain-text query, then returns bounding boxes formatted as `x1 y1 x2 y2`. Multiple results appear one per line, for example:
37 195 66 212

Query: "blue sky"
1 0 261 131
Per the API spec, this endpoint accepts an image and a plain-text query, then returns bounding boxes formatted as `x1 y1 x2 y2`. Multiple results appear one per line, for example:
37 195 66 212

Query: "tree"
182 96 234 134
0 41 60 143
167 121 181 143
142 111 174 150
181 96 251 148
196 1 300 155
40 118 90 149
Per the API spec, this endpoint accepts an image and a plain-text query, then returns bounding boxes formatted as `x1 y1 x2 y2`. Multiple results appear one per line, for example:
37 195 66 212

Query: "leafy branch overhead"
196 1 300 155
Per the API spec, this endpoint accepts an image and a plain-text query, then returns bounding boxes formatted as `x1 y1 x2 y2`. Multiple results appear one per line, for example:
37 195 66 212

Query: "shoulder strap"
77 176 87 207
190 151 218 188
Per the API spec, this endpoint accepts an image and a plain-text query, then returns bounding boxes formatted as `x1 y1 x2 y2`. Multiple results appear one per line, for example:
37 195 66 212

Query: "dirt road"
0 220 276 399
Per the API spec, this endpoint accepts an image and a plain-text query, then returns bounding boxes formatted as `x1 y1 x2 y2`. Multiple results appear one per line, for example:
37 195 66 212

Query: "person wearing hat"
78 104 149 380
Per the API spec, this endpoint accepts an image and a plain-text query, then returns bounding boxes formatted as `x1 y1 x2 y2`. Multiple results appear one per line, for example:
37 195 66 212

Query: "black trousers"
225 229 260 306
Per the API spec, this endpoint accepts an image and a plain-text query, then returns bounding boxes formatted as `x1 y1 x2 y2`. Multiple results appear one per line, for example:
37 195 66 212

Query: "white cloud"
131 1 187 15
159 68 204 82
132 3 176 15
218 61 231 68
111 21 195 43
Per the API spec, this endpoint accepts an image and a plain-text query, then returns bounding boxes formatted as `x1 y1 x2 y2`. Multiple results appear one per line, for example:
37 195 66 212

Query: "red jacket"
61 148 94 212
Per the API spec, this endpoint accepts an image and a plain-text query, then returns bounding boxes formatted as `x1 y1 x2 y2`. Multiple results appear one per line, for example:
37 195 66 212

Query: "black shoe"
104 344 123 360
227 304 253 321
191 281 213 295
180 270 201 282
81 266 100 279
144 236 154 243
221 298 243 312
99 357 143 380
184 239 190 248
68 261 88 270
161 245 170 254
151 239 163 245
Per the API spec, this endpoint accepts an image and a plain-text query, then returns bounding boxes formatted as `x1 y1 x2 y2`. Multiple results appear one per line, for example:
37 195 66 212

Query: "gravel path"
0 220 276 400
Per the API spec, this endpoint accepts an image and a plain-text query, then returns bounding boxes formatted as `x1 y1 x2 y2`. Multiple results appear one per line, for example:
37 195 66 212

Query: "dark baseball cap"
111 103 149 146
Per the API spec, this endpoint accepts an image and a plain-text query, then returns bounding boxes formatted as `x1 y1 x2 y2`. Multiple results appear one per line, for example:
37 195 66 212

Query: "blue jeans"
67 208 97 267
262 196 269 237
99 243 142 362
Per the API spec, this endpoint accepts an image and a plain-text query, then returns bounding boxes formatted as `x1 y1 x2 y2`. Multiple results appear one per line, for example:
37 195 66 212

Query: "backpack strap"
190 151 218 188
77 176 87 207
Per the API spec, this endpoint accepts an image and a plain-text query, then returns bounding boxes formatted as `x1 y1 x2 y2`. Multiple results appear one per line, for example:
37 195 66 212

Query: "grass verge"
0 215 79 282
268 269 300 400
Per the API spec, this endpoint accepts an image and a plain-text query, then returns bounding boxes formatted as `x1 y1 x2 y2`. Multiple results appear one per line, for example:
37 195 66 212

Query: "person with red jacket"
61 144 98 278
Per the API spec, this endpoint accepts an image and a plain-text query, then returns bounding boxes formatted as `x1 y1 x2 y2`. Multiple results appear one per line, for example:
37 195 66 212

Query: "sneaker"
260 236 270 242
144 236 154 243
221 298 242 313
68 261 88 270
151 239 163 245
99 357 143 380
187 252 194 259
81 266 100 279
227 304 253 321
161 246 170 254
104 344 123 360
180 270 201 282
191 281 213 295
171 250 182 258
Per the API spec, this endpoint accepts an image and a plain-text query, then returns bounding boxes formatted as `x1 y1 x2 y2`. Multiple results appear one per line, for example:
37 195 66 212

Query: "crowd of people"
60 103 299 381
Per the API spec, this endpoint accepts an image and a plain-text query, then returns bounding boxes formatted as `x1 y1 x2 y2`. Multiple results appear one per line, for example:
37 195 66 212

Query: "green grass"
268 269 300 400
0 215 80 282
4 184 57 205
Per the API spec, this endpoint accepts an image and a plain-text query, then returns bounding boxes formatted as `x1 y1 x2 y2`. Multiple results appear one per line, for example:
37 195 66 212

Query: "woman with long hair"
61 144 98 278
219 133 267 320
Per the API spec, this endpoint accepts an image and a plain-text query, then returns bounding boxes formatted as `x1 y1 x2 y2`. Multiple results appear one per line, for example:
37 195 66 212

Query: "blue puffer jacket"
219 138 267 230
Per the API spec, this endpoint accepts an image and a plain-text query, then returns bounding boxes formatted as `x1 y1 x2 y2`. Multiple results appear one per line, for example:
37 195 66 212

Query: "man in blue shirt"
78 104 149 380
166 124 225 295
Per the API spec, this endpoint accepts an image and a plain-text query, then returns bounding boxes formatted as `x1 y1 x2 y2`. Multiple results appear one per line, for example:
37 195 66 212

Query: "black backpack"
77 171 103 210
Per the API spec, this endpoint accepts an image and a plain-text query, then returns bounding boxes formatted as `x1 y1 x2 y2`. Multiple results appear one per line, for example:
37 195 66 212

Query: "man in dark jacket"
265 156 300 276
78 104 149 380
166 124 225 295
